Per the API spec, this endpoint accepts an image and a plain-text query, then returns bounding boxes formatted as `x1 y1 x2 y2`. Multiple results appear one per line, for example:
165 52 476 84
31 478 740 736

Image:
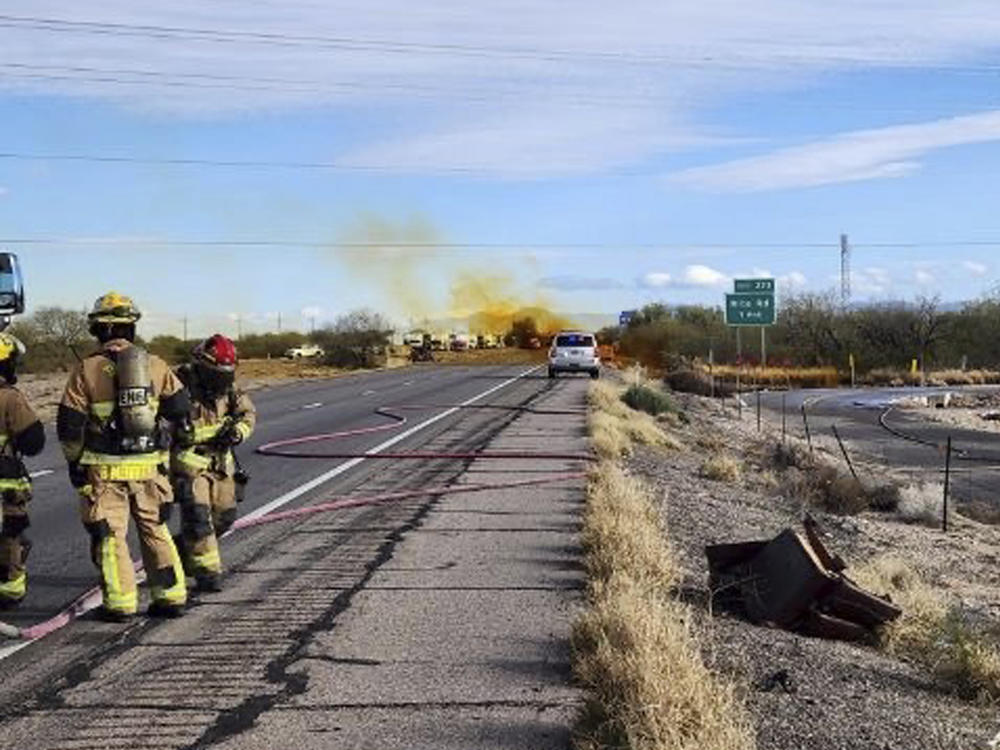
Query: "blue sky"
0 1 999 337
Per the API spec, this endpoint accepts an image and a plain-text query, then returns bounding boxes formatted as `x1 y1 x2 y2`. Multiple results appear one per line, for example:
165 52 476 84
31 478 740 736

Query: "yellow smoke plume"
335 214 574 335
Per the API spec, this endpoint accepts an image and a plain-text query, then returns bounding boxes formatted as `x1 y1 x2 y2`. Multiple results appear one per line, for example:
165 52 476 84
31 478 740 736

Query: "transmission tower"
840 233 852 309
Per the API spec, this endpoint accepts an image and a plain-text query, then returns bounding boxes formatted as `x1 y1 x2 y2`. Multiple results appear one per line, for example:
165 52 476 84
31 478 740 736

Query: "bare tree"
31 307 90 346
912 295 945 373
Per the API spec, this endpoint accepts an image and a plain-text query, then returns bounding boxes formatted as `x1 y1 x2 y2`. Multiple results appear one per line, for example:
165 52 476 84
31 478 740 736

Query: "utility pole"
182 315 188 342
237 314 243 340
277 311 282 333
840 233 852 310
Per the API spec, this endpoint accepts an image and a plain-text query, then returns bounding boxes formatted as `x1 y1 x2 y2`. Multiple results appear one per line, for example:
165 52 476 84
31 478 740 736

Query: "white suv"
548 331 600 379
284 344 325 359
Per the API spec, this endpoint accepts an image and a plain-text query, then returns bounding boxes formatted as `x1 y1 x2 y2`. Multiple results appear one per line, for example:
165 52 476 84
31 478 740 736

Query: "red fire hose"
3 402 589 643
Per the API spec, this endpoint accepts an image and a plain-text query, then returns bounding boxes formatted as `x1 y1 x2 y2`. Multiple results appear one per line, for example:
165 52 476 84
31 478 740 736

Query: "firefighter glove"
67 462 88 488
174 417 195 448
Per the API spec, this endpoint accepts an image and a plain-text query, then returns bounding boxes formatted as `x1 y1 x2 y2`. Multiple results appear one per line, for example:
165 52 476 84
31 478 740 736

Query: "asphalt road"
0 362 587 749
756 386 1000 506
1 364 565 631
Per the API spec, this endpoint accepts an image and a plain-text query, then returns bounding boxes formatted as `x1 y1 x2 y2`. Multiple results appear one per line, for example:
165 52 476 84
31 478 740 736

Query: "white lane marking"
402 381 414 387
361 389 376 396
236 365 542 527
301 402 323 410
0 365 541 662
28 470 53 479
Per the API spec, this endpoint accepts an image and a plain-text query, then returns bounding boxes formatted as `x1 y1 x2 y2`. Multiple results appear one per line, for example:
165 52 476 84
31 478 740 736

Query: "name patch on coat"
118 387 149 407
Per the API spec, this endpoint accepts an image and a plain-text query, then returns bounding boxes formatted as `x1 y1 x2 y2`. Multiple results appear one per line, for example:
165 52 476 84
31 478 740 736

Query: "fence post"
737 371 742 420
801 401 813 454
832 424 859 482
943 436 952 533
782 393 787 444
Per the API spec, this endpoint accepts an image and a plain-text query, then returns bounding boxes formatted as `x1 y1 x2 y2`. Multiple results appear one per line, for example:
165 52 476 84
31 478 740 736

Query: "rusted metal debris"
706 516 901 642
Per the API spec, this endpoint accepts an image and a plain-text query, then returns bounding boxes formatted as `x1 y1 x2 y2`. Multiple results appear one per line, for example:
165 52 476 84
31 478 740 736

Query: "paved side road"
0 377 587 750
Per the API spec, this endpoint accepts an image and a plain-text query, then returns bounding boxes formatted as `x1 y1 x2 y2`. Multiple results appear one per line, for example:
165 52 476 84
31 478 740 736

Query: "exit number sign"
733 278 775 293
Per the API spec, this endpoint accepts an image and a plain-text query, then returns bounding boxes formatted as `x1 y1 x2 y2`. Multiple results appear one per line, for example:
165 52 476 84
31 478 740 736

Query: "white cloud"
300 306 323 320
640 272 673 288
778 271 807 289
915 268 935 285
962 260 989 277
670 110 1000 191
854 266 893 295
681 264 729 287
5 2 1000 175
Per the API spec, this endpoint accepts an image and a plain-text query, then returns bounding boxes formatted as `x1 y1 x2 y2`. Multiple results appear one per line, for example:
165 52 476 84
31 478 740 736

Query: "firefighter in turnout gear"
172 334 255 592
0 334 45 607
57 292 194 621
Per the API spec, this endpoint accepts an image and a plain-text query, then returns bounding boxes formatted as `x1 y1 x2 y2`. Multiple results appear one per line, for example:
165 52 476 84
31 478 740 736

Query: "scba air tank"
116 345 157 453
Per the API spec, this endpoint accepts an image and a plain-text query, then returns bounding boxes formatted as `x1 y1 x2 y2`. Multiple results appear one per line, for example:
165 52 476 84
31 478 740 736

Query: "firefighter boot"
0 512 29 607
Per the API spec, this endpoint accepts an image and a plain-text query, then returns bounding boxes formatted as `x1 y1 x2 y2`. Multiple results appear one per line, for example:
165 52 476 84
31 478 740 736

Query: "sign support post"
726 278 776 369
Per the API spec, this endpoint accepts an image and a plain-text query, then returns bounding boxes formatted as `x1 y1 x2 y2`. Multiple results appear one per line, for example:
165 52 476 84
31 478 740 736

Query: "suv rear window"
555 334 595 347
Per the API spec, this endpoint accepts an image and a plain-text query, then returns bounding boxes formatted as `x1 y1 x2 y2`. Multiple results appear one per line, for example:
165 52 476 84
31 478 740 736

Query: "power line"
0 237 995 250
0 62 993 114
0 150 486 174
1 13 999 72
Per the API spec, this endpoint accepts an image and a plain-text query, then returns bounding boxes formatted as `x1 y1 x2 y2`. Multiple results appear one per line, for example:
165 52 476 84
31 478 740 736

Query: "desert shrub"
700 454 742 483
622 384 675 416
853 556 1000 703
823 475 870 514
896 482 948 527
868 482 902 512
665 368 715 396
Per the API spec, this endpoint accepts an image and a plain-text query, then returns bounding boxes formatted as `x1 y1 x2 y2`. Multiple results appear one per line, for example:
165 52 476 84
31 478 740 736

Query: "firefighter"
171 334 255 592
0 333 45 607
57 292 194 621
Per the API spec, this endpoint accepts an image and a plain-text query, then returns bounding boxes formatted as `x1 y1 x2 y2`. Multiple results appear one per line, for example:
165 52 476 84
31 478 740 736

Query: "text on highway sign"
734 278 775 293
726 293 776 326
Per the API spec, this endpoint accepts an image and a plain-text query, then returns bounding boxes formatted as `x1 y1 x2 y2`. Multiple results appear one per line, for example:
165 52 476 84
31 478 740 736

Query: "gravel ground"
902 391 1000 435
626 391 999 750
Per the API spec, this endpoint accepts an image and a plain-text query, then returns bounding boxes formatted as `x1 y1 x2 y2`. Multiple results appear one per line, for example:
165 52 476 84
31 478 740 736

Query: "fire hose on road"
1 402 591 643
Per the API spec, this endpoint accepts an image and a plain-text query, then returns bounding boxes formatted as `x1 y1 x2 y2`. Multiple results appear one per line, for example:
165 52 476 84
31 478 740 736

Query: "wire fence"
707 376 1000 529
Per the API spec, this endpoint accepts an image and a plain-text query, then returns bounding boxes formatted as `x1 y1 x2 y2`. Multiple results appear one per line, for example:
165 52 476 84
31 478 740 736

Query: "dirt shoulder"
628 391 998 749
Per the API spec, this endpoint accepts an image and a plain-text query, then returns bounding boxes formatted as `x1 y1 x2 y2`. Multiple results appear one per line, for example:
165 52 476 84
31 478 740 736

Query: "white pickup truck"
284 344 325 359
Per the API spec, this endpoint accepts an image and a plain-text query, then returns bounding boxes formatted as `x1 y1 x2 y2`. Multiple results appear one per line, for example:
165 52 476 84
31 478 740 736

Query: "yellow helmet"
0 332 25 364
89 291 141 324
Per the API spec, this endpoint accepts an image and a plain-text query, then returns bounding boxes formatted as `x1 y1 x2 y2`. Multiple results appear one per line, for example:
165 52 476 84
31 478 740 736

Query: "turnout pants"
78 474 187 615
0 489 30 603
176 471 238 579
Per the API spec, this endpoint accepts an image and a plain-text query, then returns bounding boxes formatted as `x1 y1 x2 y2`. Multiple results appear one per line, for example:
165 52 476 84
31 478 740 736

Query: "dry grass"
581 462 677 589
587 380 681 458
573 575 754 750
864 367 1000 387
709 365 839 389
573 460 755 750
852 555 1000 702
699 454 742 483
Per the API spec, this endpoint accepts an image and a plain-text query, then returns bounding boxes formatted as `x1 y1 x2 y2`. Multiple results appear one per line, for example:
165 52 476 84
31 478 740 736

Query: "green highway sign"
726 292 776 326
734 277 775 293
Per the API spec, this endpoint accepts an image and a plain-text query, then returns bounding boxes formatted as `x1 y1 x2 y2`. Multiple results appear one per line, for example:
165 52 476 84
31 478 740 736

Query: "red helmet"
192 334 238 393
193 334 238 370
